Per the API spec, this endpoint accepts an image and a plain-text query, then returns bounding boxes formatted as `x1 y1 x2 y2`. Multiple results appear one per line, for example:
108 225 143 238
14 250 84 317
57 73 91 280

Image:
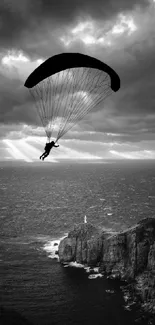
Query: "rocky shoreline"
58 217 155 317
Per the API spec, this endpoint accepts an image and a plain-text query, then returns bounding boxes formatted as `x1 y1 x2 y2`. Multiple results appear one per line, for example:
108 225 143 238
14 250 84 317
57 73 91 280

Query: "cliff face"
58 218 155 313
101 218 155 280
58 223 111 266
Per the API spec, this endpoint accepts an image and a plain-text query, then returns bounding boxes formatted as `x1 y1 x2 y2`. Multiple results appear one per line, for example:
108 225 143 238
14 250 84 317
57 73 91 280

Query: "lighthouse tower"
84 215 87 224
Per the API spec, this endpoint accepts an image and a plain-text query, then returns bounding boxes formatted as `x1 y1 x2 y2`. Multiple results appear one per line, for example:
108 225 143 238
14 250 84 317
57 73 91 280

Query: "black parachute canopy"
24 53 120 92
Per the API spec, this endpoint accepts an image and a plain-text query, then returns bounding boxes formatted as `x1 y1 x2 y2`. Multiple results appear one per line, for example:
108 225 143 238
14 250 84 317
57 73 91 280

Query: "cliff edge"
58 218 155 314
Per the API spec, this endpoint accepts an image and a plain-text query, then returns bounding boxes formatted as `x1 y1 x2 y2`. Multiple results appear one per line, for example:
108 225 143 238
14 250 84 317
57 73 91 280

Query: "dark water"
0 161 155 324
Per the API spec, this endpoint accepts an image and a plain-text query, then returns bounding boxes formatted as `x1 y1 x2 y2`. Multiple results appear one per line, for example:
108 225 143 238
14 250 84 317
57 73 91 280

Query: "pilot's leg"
42 152 49 160
40 151 45 159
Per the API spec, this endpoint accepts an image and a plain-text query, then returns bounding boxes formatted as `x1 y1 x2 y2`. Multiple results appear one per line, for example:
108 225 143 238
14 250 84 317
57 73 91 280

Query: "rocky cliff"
58 218 155 314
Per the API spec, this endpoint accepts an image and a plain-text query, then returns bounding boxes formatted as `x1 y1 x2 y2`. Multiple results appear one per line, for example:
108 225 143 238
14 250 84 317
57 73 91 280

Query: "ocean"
0 160 155 324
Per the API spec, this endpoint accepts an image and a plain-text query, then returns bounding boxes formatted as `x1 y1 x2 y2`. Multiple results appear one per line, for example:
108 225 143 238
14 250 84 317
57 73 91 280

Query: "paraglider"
24 53 120 159
40 141 59 160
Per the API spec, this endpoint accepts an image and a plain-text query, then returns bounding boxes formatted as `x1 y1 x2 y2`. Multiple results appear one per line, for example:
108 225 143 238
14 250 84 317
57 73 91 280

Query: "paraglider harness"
44 142 53 153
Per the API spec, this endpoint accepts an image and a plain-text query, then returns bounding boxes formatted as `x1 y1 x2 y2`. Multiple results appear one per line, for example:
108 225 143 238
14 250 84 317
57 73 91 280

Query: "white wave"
43 240 59 259
105 289 115 294
42 234 68 260
61 260 103 279
104 207 112 211
84 266 91 273
63 263 101 276
68 261 84 268
124 305 131 311
41 206 68 210
89 205 98 209
93 267 100 273
88 273 103 279
84 266 100 273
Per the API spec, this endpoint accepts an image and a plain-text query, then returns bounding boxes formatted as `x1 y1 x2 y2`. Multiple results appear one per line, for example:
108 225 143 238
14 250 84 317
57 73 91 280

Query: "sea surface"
0 160 155 324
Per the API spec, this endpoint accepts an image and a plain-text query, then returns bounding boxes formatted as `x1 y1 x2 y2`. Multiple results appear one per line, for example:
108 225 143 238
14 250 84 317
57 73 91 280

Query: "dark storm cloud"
0 0 155 146
0 124 23 139
0 0 148 54
0 72 39 127
85 32 155 142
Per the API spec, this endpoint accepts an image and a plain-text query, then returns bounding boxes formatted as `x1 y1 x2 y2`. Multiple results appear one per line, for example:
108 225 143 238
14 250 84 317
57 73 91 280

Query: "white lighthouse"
84 215 87 224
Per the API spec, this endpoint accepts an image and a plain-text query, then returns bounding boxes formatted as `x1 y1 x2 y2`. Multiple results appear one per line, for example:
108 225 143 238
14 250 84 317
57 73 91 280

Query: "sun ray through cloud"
0 0 155 160
3 139 33 162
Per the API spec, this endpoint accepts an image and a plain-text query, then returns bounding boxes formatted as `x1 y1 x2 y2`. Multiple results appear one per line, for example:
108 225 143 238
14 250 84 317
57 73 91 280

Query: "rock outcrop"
58 218 155 314
59 223 111 266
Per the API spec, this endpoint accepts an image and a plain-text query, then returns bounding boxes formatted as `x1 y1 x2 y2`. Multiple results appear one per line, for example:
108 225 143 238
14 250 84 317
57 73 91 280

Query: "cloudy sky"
0 0 155 162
